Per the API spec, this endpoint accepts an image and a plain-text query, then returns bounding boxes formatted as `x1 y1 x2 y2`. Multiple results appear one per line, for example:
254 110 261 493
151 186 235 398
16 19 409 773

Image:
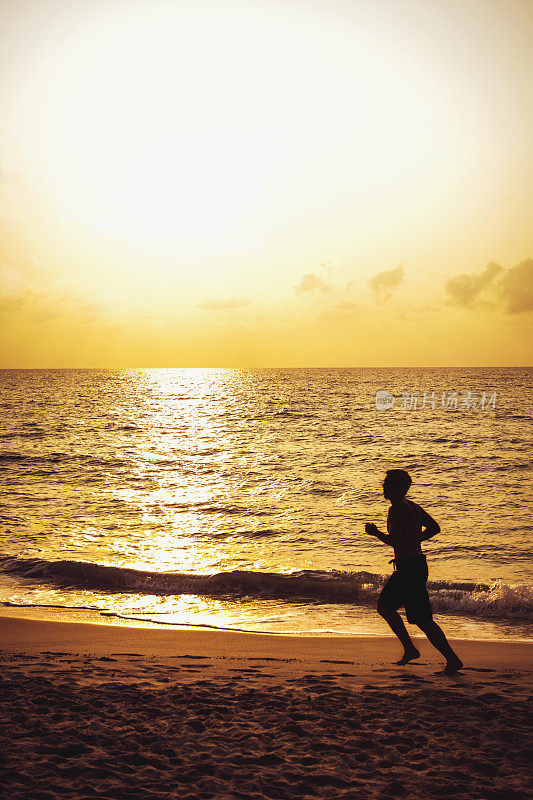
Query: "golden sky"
0 0 532 366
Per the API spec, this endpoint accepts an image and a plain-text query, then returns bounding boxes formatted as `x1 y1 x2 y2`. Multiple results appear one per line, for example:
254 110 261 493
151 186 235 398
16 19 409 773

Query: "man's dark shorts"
378 553 433 625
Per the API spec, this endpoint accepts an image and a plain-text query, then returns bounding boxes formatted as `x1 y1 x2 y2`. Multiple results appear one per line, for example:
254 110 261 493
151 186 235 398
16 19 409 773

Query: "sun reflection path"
109 369 300 576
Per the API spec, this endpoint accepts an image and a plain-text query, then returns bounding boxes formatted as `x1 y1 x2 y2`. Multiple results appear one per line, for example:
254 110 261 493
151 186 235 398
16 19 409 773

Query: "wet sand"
1 615 531 799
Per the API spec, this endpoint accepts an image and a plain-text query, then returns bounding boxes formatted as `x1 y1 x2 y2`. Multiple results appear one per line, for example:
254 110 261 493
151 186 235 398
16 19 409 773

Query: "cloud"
0 266 105 326
0 289 100 325
369 263 405 302
499 258 533 313
295 273 333 295
445 259 532 313
445 261 503 309
197 297 251 311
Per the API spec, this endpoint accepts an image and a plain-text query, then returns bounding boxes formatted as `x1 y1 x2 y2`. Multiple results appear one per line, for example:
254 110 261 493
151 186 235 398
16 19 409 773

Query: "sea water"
0 368 531 640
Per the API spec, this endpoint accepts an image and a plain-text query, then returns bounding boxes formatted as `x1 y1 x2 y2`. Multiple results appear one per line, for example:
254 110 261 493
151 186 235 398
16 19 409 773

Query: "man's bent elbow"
421 523 440 540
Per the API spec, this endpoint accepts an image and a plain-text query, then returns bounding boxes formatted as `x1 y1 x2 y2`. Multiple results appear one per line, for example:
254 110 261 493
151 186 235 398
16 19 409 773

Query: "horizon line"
0 365 531 371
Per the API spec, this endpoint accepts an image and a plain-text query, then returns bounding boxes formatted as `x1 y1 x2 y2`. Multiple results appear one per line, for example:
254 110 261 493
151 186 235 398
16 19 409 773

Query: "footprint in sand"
247 657 284 662
10 654 39 660
40 651 70 656
170 654 211 660
464 667 496 673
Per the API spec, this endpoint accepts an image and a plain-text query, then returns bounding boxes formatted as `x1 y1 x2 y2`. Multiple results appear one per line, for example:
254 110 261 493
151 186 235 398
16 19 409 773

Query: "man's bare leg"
377 604 420 665
417 620 463 674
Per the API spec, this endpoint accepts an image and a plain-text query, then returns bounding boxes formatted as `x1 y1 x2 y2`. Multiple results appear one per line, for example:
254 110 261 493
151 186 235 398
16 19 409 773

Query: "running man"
365 469 463 675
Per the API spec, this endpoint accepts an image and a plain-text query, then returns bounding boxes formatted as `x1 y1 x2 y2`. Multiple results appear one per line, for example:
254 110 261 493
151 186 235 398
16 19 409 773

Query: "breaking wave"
0 555 531 623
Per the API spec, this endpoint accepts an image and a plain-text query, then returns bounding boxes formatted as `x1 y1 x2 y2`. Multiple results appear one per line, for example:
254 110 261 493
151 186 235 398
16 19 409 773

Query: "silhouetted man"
366 469 463 675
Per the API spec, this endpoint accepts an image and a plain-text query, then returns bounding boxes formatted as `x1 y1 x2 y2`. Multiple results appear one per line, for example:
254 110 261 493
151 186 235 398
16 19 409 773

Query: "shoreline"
1 612 532 673
1 602 532 644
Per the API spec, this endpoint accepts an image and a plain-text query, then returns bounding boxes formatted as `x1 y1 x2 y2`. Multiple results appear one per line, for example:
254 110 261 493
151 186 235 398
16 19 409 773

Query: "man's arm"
365 523 394 547
416 505 440 541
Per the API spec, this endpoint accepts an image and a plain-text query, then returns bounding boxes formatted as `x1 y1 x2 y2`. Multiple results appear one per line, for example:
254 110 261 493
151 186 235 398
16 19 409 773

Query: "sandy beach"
1 614 531 800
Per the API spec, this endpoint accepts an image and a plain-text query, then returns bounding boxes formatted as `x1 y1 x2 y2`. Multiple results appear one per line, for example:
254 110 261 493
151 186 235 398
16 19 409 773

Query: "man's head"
383 469 412 500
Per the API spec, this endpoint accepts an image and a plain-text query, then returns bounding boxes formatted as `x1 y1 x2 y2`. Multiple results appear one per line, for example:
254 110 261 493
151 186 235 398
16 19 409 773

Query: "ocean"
0 367 531 641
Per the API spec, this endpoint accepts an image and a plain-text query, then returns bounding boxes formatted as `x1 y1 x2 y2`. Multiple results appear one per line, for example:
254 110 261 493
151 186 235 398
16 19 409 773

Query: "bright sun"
15 2 448 245
22 5 327 240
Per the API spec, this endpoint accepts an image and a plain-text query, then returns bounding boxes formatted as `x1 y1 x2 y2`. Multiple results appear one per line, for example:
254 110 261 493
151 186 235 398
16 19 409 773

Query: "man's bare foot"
395 647 420 666
443 656 463 675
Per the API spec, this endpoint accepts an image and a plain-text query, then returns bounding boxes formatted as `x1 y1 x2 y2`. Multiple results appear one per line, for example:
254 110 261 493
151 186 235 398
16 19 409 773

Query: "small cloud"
370 263 405 303
445 261 503 309
445 259 532 313
0 266 111 326
499 258 533 314
0 288 100 325
295 273 333 294
197 297 251 311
